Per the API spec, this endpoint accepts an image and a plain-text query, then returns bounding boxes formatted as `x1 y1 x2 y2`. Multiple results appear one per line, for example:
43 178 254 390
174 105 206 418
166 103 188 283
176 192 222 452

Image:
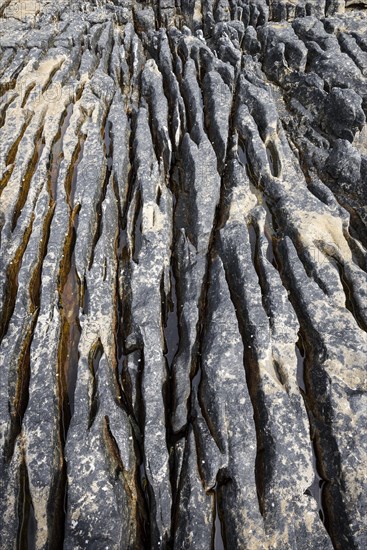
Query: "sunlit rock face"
0 1 366 548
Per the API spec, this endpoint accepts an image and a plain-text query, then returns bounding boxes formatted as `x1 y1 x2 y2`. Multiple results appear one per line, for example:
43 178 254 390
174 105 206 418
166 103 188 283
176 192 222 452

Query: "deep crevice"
0 215 34 343
16 458 36 550
11 126 45 233
88 340 103 430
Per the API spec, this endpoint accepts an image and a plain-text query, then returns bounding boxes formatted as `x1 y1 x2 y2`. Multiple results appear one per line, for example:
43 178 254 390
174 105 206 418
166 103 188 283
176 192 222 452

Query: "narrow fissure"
16 457 36 550
64 132 85 210
89 116 114 270
11 127 45 232
163 264 179 370
295 336 306 393
336 259 367 333
0 215 34 343
58 205 81 433
132 187 143 263
29 203 55 314
1 115 33 197
305 439 327 523
49 104 74 202
5 315 37 464
88 340 103 430
213 488 225 550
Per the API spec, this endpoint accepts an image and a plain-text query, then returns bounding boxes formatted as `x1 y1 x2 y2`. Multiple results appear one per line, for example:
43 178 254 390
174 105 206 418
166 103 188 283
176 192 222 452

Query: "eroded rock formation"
0 0 366 548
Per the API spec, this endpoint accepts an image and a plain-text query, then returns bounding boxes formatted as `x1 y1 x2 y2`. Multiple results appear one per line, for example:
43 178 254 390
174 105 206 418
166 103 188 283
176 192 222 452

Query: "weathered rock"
0 1 366 549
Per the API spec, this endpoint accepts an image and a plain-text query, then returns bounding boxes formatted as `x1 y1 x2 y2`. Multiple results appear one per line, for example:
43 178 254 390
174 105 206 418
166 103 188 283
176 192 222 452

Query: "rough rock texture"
0 0 366 549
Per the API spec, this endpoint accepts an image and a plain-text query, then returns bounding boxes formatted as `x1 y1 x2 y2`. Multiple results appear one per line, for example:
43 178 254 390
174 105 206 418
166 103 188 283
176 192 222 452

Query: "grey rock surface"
0 0 366 548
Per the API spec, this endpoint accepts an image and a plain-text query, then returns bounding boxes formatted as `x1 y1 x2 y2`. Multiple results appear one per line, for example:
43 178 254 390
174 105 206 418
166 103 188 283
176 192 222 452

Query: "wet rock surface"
0 1 366 548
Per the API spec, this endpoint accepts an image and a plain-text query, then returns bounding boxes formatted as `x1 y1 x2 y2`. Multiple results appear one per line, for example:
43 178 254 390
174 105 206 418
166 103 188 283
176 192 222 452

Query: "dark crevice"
132 187 143 263
130 347 153 547
0 94 17 129
113 211 130 417
237 136 247 168
11 127 45 232
54 209 81 550
292 242 331 297
16 458 36 550
305 439 327 524
162 265 179 370
221 261 275 519
41 62 64 96
88 340 103 430
64 132 85 210
334 258 367 333
47 455 67 550
295 335 306 393
5 314 37 464
343 230 367 274
20 83 36 108
264 226 279 268
273 359 288 388
266 140 281 177
111 130 134 417
0 215 34 344
144 90 167 174
0 0 12 20
103 414 124 471
58 205 81 435
48 104 74 202
29 203 55 314
1 114 33 195
345 2 367 10
213 487 225 550
88 116 113 270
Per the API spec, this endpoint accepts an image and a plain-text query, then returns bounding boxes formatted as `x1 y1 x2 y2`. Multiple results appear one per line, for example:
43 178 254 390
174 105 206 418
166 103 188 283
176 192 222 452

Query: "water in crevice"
214 489 225 550
295 338 306 393
17 460 36 550
60 216 81 424
305 442 326 523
